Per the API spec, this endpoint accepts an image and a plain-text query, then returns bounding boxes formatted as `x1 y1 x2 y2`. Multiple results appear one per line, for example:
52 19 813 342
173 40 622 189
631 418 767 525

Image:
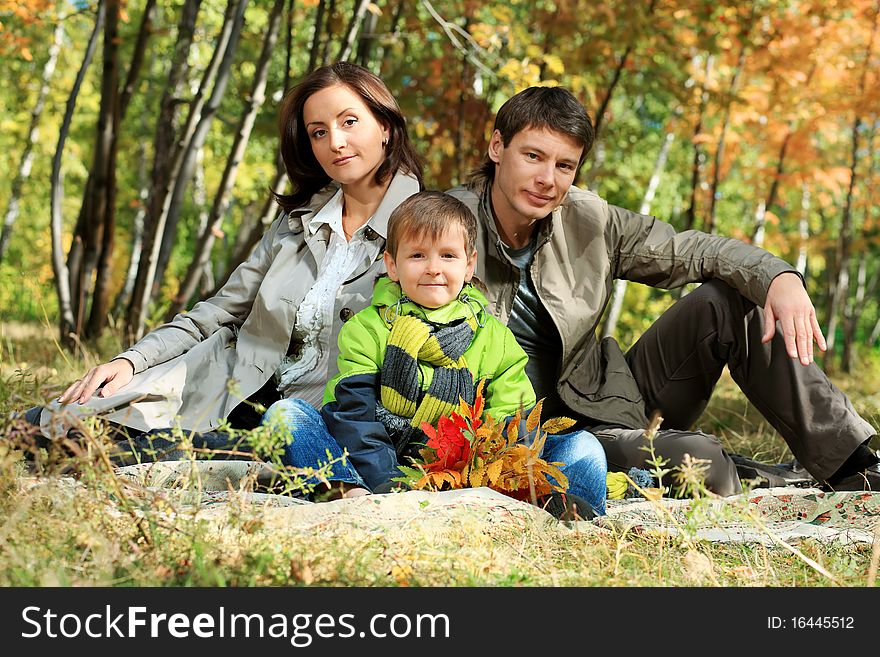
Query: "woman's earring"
382 137 388 147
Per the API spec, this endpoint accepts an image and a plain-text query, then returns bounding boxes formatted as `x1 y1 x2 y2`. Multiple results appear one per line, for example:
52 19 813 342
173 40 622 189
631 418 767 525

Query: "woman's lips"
333 155 355 165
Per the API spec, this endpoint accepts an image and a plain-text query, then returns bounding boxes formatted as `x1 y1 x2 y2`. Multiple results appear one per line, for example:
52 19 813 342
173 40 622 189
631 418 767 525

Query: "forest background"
1 0 879 373
2 0 880 589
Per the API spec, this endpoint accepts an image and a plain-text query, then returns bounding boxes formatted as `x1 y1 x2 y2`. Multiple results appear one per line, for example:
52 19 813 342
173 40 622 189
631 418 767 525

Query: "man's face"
488 126 584 225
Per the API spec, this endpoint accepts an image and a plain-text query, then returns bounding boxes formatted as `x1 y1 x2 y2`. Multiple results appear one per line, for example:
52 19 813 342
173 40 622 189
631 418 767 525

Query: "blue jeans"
263 398 367 489
540 430 608 515
265 399 607 513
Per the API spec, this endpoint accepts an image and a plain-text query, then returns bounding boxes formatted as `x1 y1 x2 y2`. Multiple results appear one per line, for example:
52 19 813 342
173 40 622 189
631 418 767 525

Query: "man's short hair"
386 191 477 259
469 86 594 186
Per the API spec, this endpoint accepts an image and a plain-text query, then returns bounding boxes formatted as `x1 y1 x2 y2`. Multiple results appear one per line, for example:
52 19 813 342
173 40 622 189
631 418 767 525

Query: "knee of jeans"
565 430 608 470
262 398 313 428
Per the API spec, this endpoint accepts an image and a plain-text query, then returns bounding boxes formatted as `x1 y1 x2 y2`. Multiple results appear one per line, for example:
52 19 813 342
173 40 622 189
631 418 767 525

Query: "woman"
42 63 423 496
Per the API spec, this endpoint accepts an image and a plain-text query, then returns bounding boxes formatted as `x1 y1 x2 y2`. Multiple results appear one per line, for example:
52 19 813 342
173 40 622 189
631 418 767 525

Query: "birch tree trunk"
601 130 675 339
337 0 371 61
51 2 105 345
795 183 810 276
355 2 379 66
123 0 200 343
112 143 150 317
581 0 657 187
67 0 120 340
127 0 244 342
841 118 877 372
153 0 249 296
0 20 64 263
683 55 713 233
168 0 283 318
705 47 746 235
307 0 327 73
320 0 338 66
83 0 123 338
66 0 159 320
823 8 878 368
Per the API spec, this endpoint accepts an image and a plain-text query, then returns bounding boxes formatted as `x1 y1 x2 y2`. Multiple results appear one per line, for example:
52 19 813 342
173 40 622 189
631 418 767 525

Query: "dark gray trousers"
594 280 875 496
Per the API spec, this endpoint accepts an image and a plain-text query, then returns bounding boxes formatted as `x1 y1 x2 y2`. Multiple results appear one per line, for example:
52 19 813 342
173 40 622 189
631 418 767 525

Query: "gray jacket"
447 182 797 429
41 173 420 435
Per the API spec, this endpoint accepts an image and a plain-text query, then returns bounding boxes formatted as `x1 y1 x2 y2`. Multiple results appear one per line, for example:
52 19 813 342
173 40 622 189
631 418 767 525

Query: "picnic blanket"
597 487 880 545
113 461 880 545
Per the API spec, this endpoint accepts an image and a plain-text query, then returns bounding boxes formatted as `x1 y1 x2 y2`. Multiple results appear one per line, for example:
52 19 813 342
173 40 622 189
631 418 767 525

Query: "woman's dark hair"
274 62 424 212
468 86 594 188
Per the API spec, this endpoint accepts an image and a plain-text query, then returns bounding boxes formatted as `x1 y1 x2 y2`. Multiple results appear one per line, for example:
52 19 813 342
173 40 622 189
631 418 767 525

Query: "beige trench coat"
41 173 420 436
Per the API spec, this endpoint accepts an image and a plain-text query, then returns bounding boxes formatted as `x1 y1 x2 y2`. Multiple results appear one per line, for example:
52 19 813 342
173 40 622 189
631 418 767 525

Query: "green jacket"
447 181 799 429
322 277 536 488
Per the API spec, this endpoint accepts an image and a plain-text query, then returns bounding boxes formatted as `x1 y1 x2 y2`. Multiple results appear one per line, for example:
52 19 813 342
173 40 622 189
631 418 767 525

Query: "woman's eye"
343 117 358 127
312 129 326 139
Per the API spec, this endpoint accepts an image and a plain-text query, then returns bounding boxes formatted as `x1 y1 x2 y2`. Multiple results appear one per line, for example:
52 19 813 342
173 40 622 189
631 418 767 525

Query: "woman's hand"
58 358 135 405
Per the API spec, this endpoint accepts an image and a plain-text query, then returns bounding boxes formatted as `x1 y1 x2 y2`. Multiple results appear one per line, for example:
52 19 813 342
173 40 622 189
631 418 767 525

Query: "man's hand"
58 358 135 405
762 272 826 365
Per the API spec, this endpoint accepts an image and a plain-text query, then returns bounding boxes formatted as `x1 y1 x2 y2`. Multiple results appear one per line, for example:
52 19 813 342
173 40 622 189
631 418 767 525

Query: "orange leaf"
473 379 486 419
526 399 544 433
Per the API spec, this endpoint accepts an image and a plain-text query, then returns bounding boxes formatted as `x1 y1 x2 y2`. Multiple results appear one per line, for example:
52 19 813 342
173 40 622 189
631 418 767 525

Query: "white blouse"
275 188 383 406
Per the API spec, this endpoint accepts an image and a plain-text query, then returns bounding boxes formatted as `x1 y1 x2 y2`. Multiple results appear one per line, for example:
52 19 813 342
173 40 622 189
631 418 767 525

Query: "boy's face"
488 126 584 225
384 225 477 309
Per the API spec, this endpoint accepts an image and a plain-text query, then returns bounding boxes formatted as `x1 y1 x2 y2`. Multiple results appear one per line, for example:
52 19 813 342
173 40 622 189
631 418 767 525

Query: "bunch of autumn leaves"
396 381 576 500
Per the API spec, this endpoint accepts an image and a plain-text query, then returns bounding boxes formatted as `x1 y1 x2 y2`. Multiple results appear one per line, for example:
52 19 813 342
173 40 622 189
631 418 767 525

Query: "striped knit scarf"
376 311 478 454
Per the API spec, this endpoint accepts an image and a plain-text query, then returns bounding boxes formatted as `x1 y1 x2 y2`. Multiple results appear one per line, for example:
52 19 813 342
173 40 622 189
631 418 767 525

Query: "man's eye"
526 152 538 160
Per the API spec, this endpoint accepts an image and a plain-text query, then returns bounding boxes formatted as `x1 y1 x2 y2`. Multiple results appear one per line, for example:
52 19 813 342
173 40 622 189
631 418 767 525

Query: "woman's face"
302 84 390 187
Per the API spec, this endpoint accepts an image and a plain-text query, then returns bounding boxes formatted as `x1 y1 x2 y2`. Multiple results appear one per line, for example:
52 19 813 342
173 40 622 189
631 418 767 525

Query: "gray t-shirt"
502 238 567 419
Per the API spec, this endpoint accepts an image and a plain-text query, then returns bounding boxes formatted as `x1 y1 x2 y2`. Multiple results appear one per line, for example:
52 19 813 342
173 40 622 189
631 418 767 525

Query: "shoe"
730 454 818 488
537 492 596 521
825 463 880 492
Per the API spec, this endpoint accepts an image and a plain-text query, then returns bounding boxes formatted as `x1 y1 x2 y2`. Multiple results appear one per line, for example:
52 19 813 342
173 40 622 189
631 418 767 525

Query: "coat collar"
288 171 421 239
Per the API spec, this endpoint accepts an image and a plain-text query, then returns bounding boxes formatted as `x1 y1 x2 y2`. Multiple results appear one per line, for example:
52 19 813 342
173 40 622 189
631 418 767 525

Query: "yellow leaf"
486 459 503 485
541 416 576 434
366 2 382 16
469 464 486 487
525 399 543 433
542 54 565 76
506 418 519 445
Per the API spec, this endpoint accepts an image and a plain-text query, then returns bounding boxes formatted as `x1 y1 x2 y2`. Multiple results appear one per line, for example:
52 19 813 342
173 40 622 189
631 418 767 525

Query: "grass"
1 320 879 587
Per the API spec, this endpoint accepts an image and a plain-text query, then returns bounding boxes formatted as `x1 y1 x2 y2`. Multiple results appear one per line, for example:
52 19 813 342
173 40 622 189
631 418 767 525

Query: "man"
448 86 878 495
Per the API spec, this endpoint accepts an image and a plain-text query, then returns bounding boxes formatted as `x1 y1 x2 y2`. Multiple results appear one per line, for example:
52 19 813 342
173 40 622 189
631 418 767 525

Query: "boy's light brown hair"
385 191 477 259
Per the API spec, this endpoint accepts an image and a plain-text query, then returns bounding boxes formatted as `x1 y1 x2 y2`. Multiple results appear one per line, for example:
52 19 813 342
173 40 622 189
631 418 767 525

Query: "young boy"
320 191 607 515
